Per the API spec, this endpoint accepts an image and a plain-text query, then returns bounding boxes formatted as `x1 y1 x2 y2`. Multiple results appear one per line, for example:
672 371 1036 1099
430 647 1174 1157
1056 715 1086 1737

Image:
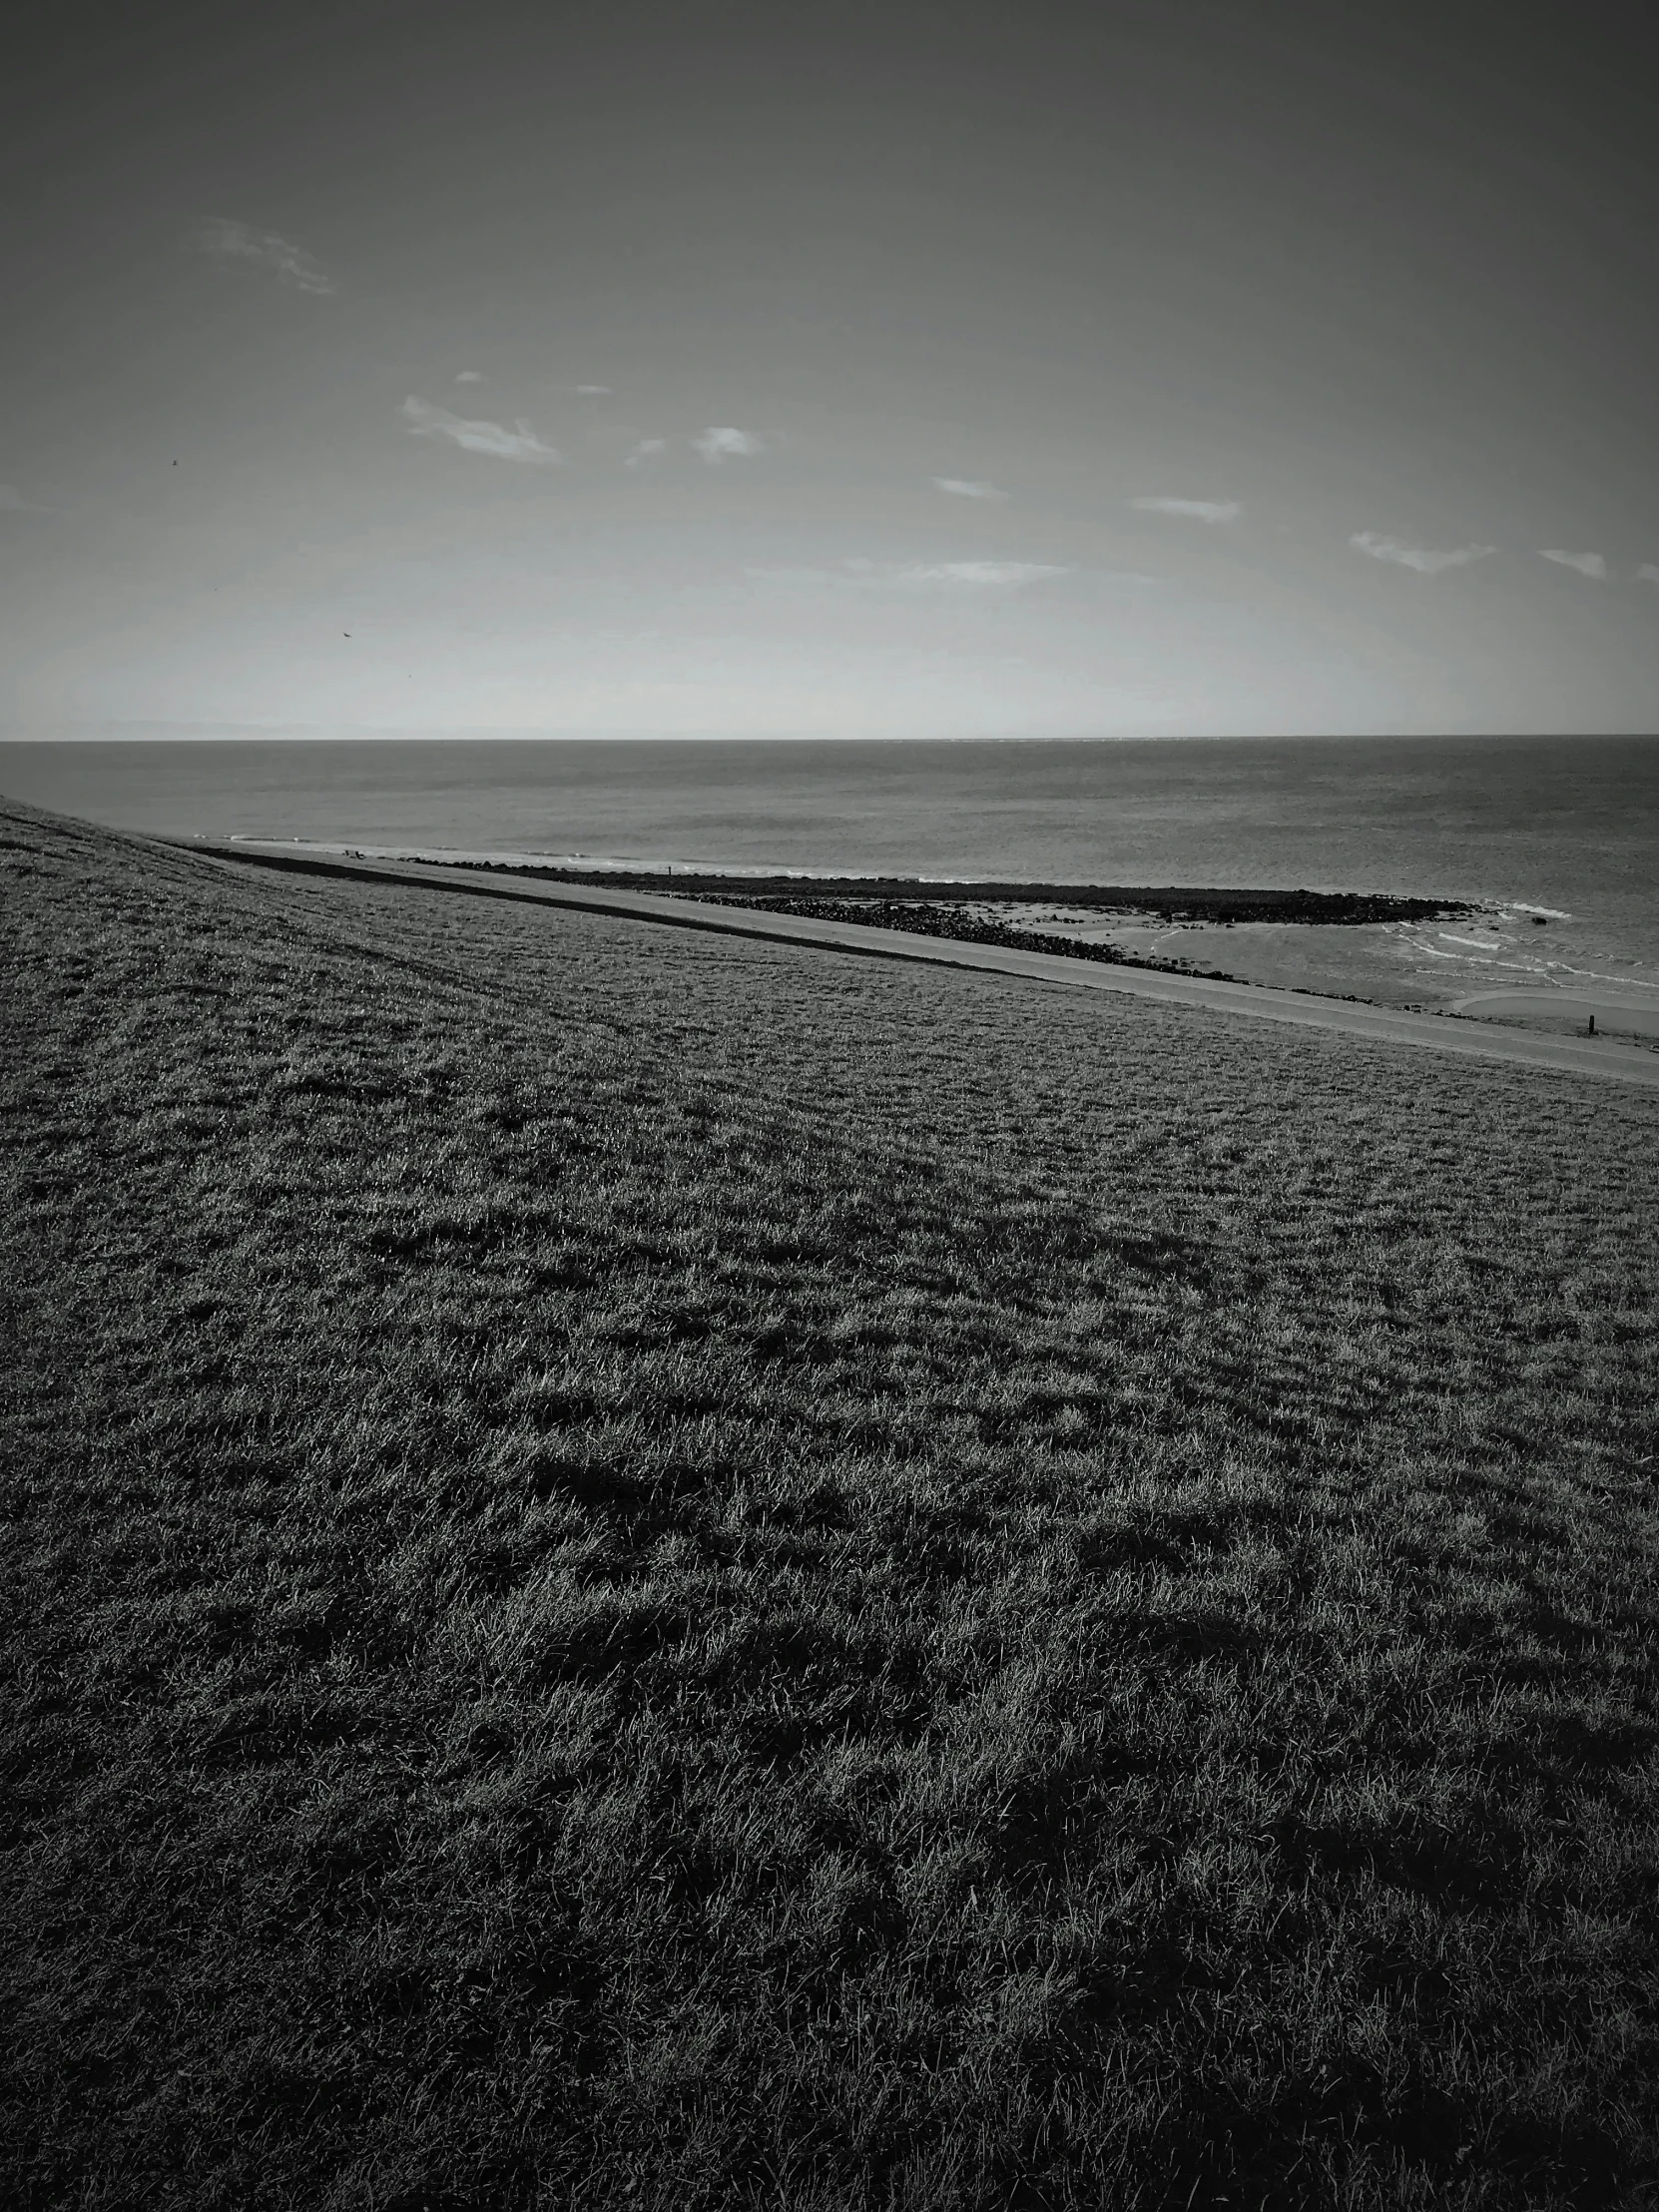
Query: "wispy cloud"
1131 496 1241 523
754 558 1069 593
454 370 483 383
576 384 613 396
1539 548 1609 580
856 559 1066 590
196 218 332 293
624 437 669 469
1637 563 1659 587
932 477 1007 500
399 396 562 464
1350 531 1493 575
693 426 766 464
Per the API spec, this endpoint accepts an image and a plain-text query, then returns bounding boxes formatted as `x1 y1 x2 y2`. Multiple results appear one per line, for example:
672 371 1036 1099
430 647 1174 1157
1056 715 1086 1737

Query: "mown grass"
2 797 1658 2211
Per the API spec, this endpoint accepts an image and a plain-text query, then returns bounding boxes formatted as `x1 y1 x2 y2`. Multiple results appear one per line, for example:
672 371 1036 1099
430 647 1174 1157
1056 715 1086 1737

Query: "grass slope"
3 798 1658 2211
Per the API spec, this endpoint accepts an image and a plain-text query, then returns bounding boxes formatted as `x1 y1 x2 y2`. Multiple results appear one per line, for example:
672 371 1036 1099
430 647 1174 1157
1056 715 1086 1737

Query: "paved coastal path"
191 842 1659 1092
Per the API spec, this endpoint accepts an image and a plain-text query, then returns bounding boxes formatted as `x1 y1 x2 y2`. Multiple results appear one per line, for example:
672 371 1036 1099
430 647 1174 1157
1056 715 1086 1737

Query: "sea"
4 733 1657 1013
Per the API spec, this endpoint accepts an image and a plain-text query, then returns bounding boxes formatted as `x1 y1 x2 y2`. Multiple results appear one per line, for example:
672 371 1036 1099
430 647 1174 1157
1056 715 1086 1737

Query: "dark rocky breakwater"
501 868 1472 927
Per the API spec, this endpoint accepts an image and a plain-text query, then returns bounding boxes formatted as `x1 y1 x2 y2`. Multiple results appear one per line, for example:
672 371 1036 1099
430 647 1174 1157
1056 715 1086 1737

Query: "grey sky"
2 0 1656 736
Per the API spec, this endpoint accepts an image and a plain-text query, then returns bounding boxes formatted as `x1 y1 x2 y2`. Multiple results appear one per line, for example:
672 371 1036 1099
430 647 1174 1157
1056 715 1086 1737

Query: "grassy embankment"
3 798 1658 2210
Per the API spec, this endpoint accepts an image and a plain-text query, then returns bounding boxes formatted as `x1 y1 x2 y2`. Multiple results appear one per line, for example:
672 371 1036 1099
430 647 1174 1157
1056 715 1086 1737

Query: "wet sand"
189 842 1659 1091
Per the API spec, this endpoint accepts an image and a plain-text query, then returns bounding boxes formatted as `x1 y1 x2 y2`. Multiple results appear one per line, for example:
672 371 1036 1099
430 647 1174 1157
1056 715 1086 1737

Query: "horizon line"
3 725 1657 746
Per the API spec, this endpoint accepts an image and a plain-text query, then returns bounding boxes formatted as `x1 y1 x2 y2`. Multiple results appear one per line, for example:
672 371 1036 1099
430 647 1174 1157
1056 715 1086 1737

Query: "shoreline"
468 862 1473 927
214 838 1659 1020
181 839 1659 1089
221 836 1475 919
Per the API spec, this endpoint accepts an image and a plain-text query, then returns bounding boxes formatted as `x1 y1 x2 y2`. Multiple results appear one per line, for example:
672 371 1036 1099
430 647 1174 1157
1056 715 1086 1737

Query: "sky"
3 0 1658 740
